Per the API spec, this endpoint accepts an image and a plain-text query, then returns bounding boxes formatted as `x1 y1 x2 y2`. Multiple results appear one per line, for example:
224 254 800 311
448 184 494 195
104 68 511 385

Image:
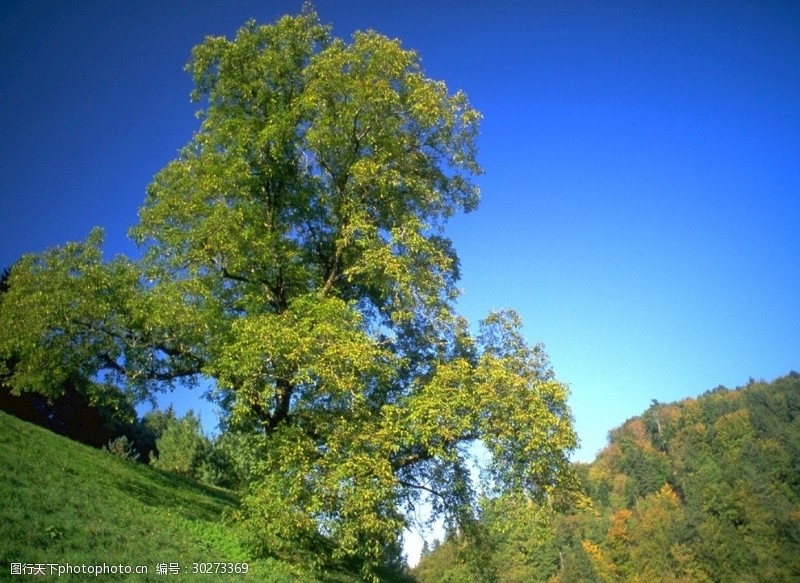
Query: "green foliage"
567 374 800 582
149 410 210 478
128 406 178 464
0 8 577 576
147 409 240 490
0 231 154 400
0 266 11 293
415 373 800 582
104 435 140 461
208 430 265 491
481 494 561 582
412 543 474 583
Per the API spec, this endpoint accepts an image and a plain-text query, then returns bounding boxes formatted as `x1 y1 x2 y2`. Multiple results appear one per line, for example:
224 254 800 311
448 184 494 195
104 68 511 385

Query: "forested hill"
413 372 800 582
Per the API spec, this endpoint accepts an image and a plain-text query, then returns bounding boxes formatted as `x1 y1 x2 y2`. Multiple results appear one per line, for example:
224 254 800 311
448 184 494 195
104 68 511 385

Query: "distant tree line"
413 373 800 582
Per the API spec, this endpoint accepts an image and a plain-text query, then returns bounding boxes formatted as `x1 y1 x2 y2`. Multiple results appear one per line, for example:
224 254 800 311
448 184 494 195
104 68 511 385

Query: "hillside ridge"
414 372 800 582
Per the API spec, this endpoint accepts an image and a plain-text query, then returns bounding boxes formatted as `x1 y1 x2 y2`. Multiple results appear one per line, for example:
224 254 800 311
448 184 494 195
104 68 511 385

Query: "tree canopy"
0 8 576 575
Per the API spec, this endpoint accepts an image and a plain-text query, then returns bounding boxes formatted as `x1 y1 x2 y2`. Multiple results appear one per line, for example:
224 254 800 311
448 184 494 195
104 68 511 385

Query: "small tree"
104 435 140 462
150 410 210 478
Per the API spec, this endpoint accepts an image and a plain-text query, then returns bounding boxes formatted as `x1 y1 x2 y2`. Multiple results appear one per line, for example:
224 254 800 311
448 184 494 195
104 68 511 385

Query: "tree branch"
397 478 446 499
73 317 205 382
391 432 478 471
265 377 294 432
221 266 282 308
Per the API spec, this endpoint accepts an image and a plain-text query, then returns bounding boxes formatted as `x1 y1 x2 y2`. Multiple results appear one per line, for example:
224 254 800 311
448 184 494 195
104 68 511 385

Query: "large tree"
0 8 576 574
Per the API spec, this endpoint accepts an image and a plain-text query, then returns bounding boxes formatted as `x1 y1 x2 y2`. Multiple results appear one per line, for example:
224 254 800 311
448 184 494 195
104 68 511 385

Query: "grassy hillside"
0 410 366 582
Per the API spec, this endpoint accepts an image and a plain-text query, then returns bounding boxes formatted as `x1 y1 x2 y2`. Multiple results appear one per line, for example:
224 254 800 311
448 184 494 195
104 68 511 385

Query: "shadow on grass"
109 462 239 523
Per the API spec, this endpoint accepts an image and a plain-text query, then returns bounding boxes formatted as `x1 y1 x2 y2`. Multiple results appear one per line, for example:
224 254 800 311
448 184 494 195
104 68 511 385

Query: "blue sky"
2 0 799 471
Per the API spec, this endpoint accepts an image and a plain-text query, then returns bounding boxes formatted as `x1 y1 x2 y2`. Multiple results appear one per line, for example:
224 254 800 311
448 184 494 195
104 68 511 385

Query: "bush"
104 435 140 461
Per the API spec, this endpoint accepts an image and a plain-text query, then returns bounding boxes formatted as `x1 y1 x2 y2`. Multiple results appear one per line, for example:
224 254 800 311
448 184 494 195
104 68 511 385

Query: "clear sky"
2 0 799 468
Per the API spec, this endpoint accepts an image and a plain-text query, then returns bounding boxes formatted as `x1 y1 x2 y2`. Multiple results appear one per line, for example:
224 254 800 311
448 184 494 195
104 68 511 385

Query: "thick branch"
98 352 200 383
265 377 293 432
391 432 478 471
221 266 282 308
73 317 205 381
320 244 342 296
392 447 433 470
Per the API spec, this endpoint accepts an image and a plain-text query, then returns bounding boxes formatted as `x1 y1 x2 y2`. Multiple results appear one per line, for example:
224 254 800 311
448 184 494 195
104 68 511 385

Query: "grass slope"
0 411 366 582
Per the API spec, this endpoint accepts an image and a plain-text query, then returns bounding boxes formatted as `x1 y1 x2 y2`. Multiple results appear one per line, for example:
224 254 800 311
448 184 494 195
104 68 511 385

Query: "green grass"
0 411 383 582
